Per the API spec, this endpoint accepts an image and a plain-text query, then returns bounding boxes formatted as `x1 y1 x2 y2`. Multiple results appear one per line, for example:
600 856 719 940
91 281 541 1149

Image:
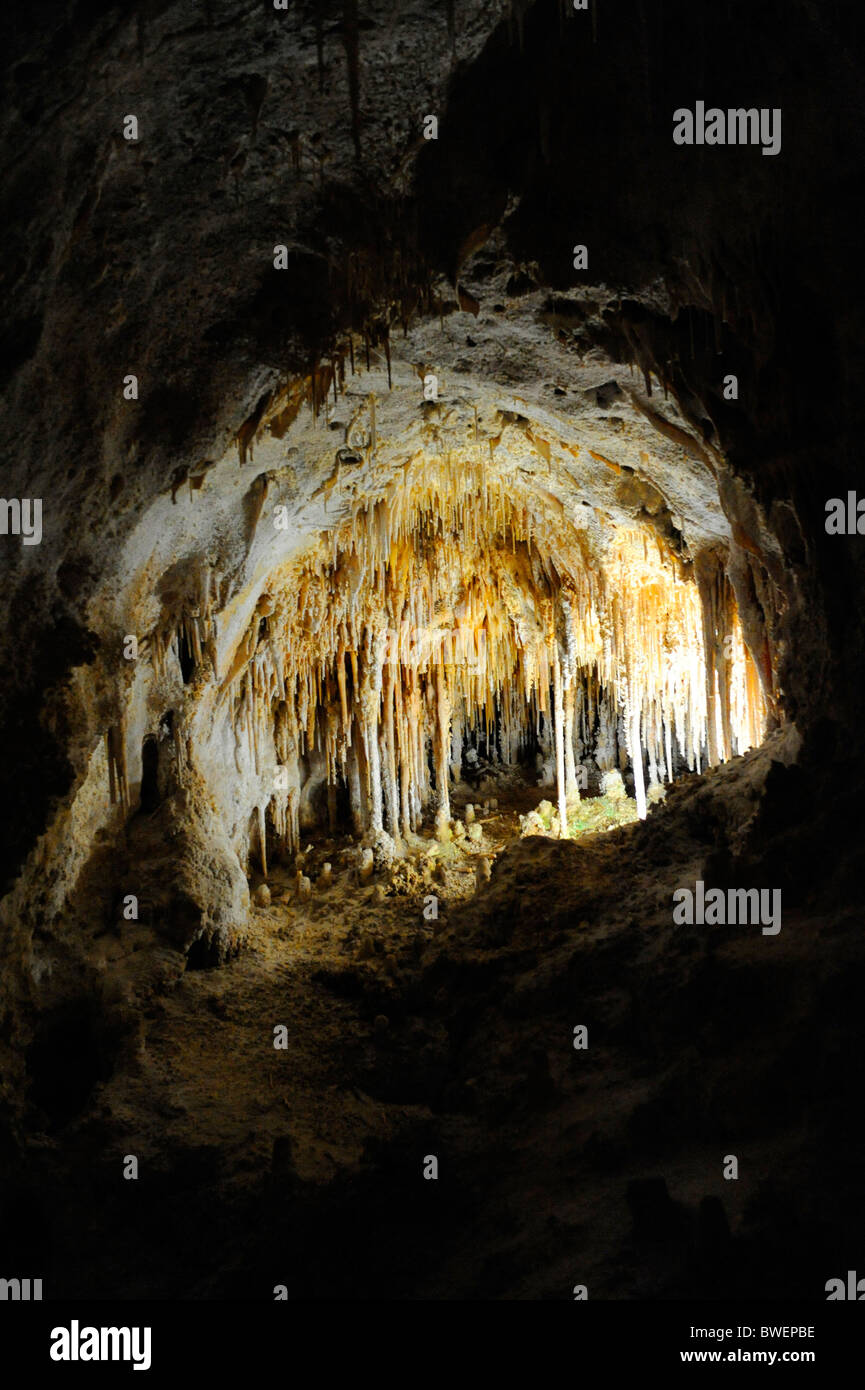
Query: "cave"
1 0 865 1321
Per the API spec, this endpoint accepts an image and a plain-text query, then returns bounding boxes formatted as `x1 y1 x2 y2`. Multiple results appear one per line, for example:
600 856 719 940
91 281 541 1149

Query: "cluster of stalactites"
224 466 766 852
150 566 219 689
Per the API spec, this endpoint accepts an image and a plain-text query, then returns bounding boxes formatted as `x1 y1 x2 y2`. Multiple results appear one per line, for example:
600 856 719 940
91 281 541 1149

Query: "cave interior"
1 0 865 1302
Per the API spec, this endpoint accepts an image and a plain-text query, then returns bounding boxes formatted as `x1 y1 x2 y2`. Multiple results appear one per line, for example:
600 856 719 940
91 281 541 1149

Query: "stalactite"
211 459 766 841
552 645 568 837
628 695 647 821
559 590 579 802
381 662 400 842
106 720 129 812
564 681 577 796
359 628 386 832
258 802 267 878
346 740 364 836
434 663 452 823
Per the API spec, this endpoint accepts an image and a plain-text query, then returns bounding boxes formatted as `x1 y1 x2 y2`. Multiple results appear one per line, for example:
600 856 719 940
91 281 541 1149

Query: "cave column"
414 683 428 827
552 643 569 838
434 662 452 826
627 682 648 821
381 660 401 846
394 671 412 839
346 729 365 836
560 593 580 803
359 627 386 835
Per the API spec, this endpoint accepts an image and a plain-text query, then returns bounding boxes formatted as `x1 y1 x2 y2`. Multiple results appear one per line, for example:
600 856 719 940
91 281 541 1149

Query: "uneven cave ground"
7 733 865 1302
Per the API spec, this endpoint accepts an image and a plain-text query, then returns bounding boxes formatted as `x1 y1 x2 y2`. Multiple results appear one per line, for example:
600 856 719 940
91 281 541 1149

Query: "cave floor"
20 752 865 1300
123 779 635 1192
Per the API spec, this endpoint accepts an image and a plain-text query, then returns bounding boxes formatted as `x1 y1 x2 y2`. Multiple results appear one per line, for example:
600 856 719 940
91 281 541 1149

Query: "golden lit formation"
217 454 766 852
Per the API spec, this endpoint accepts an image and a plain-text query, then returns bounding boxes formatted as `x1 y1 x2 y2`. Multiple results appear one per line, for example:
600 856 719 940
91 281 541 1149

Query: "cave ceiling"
1 0 862 895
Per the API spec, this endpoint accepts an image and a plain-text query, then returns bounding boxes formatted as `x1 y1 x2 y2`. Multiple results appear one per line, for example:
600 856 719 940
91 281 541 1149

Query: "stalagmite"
381 663 401 844
560 592 580 802
475 856 492 890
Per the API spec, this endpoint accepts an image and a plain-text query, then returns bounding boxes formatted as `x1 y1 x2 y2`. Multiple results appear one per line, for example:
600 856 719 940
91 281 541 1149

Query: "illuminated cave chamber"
219 450 766 874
